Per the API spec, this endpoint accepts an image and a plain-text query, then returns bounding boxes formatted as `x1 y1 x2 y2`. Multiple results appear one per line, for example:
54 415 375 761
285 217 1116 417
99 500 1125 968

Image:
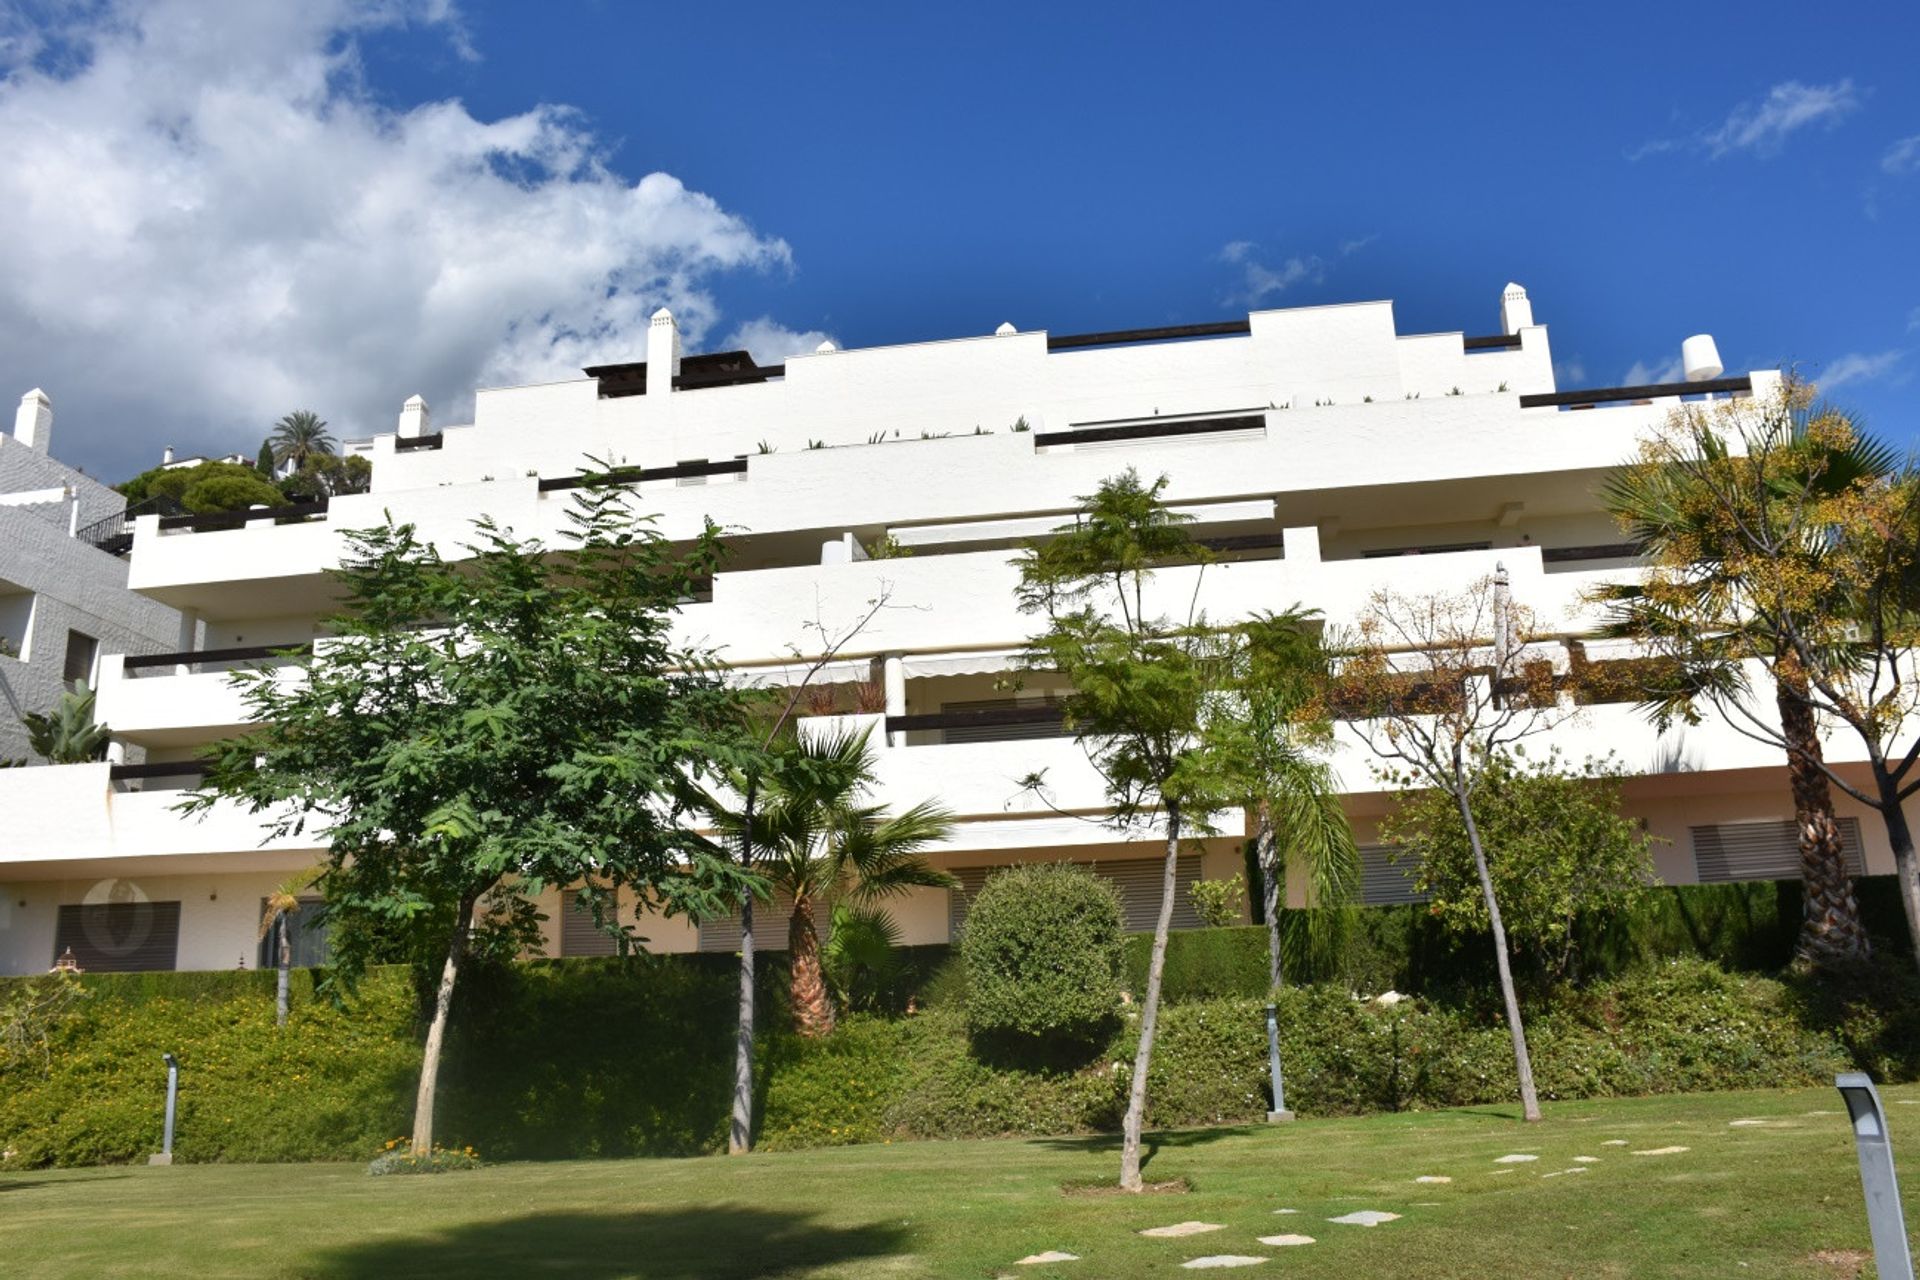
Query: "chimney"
1681 334 1723 383
162 445 175 465
1499 283 1533 335
647 307 681 395
398 394 430 439
13 388 51 453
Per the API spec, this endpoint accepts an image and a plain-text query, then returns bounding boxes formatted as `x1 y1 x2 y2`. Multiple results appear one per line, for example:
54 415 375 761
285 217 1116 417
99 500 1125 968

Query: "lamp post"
1265 1003 1294 1123
1836 1073 1914 1280
149 1052 178 1167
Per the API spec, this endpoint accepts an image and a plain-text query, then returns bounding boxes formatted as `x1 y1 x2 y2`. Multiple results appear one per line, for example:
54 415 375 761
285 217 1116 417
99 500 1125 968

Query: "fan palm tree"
708 725 955 1036
268 410 335 471
1597 391 1893 967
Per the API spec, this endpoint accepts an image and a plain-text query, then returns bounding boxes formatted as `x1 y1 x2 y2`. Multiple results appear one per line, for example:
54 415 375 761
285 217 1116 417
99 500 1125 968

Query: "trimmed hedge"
961 863 1125 1045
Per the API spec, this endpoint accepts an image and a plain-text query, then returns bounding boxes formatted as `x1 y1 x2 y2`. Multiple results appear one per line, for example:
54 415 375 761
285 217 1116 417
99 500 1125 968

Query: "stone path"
1140 1222 1225 1238
1327 1210 1401 1226
1015 1251 1079 1265
1493 1153 1539 1163
1413 1175 1452 1184
1256 1234 1316 1247
1180 1256 1268 1269
1631 1146 1690 1156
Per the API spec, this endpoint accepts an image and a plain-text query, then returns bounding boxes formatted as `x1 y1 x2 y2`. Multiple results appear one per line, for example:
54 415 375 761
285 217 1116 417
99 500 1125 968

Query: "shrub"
1187 874 1246 928
960 864 1124 1047
181 473 288 514
367 1143 481 1175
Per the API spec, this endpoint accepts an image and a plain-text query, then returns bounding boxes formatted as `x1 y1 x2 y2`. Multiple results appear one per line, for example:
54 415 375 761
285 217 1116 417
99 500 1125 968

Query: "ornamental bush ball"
960 863 1125 1047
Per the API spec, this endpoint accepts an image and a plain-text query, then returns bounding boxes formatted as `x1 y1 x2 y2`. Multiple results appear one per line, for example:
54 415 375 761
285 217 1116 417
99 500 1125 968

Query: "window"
1691 820 1867 884
1358 846 1429 906
255 897 331 969
62 628 99 687
53 900 182 972
697 891 796 953
948 857 1203 937
560 889 621 957
0 578 32 659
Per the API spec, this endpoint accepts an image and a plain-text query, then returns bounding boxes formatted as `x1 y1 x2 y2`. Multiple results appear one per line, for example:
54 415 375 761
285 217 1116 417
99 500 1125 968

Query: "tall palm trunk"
1257 801 1282 989
275 916 291 1028
1775 674 1870 967
1120 802 1181 1191
410 894 474 1154
729 781 758 1156
1454 757 1540 1123
788 895 836 1037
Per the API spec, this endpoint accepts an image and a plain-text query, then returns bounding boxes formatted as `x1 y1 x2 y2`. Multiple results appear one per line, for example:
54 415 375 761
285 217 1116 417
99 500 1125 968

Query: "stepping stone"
1142 1222 1226 1239
1542 1168 1589 1178
1491 1169 1515 1176
1806 1110 1839 1116
1257 1234 1316 1247
1898 1100 1919 1106
1413 1175 1452 1184
1270 1209 1300 1215
1601 1140 1628 1146
1327 1210 1401 1227
1631 1146 1689 1156
1181 1257 1268 1269
1016 1252 1080 1265
1572 1156 1599 1163
1729 1119 1775 1127
1493 1154 1538 1164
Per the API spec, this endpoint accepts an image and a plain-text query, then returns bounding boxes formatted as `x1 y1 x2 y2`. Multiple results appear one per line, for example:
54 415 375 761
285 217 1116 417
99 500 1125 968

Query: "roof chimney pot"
1499 283 1533 335
13 388 51 453
398 394 431 439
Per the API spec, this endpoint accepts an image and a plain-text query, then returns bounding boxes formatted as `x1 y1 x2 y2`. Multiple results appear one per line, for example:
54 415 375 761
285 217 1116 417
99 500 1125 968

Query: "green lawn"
2 1084 1913 1278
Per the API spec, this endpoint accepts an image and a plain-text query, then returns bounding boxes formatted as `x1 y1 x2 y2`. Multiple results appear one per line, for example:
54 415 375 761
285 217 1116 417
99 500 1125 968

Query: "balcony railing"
157 499 329 534
109 760 210 783
394 432 444 452
1519 375 1752 411
885 705 1066 735
1033 413 1266 449
122 643 313 676
537 457 749 493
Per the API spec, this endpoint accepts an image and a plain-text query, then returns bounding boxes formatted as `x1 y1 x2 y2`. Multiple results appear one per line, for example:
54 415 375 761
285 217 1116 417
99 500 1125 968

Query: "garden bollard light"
149 1052 178 1167
1265 1003 1294 1123
1836 1072 1914 1280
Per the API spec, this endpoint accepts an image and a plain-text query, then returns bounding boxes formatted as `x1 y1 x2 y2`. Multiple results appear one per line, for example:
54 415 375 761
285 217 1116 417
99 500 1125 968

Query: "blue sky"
0 1 1915 476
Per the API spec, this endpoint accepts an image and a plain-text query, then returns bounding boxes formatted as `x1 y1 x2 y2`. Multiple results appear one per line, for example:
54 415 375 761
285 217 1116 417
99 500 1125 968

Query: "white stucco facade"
1 286 1901 975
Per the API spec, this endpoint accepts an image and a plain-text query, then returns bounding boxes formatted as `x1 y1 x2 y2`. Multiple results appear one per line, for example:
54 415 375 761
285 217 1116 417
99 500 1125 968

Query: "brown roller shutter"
560 890 621 957
54 901 182 972
1691 819 1867 883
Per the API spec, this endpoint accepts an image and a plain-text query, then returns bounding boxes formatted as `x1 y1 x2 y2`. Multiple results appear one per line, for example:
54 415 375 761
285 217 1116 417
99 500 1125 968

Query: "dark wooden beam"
1046 320 1251 352
1519 375 1752 409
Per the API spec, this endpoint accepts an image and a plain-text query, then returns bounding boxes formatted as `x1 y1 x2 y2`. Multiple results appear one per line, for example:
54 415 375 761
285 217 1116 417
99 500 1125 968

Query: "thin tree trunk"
1776 677 1870 967
729 781 758 1155
275 916 291 1028
1870 764 1920 971
1453 768 1541 1123
1120 802 1182 1191
789 895 835 1037
1258 802 1282 991
410 894 474 1154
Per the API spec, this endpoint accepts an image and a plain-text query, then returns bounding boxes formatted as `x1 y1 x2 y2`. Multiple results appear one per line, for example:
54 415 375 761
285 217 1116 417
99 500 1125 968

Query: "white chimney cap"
650 306 676 324
1681 334 1723 383
995 322 1017 336
815 340 837 353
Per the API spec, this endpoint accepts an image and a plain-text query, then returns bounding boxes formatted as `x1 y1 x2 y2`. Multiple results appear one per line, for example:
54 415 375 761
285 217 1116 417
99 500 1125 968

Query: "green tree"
1340 570 1565 1122
703 724 953 1037
280 454 371 502
21 687 110 763
1015 468 1234 1190
268 410 336 470
1381 750 1655 980
961 862 1125 1047
1597 385 1912 967
186 483 750 1154
255 439 275 475
1599 381 1885 968
116 461 286 514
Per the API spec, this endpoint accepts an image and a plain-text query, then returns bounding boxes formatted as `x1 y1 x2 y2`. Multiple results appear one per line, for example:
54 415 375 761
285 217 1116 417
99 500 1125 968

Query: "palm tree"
1598 392 1889 967
268 410 335 471
1222 609 1359 991
257 873 313 1027
709 725 954 1036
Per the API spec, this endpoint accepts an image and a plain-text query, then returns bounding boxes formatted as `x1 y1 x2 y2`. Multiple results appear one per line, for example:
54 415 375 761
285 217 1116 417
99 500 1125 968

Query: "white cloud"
1631 79 1861 162
1818 350 1903 390
1553 358 1587 386
724 317 837 367
1884 135 1920 175
0 1 814 475
1908 306 1920 333
1622 356 1684 386
1215 241 1327 306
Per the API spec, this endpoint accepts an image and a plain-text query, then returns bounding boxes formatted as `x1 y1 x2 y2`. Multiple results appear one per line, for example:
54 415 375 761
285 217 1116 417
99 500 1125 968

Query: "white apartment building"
0 285 1903 975
0 391 184 766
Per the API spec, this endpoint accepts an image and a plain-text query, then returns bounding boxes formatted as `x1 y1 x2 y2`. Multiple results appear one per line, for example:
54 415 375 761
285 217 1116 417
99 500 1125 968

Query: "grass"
2 1084 1914 1278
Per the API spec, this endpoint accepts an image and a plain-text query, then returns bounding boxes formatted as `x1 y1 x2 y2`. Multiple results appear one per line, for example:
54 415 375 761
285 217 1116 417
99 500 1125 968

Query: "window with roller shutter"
697 891 798 952
255 896 330 969
559 889 622 957
53 901 182 972
1690 819 1866 884
1358 845 1429 906
947 856 1203 937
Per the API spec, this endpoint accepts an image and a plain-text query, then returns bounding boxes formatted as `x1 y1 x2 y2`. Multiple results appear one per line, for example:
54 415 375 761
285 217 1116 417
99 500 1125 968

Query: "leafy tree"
703 724 953 1036
1380 750 1655 980
116 461 286 514
186 483 750 1154
1015 468 1235 1189
1210 608 1357 990
269 410 336 470
21 687 110 763
1605 385 1920 967
1339 570 1564 1121
255 439 275 475
280 454 371 502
